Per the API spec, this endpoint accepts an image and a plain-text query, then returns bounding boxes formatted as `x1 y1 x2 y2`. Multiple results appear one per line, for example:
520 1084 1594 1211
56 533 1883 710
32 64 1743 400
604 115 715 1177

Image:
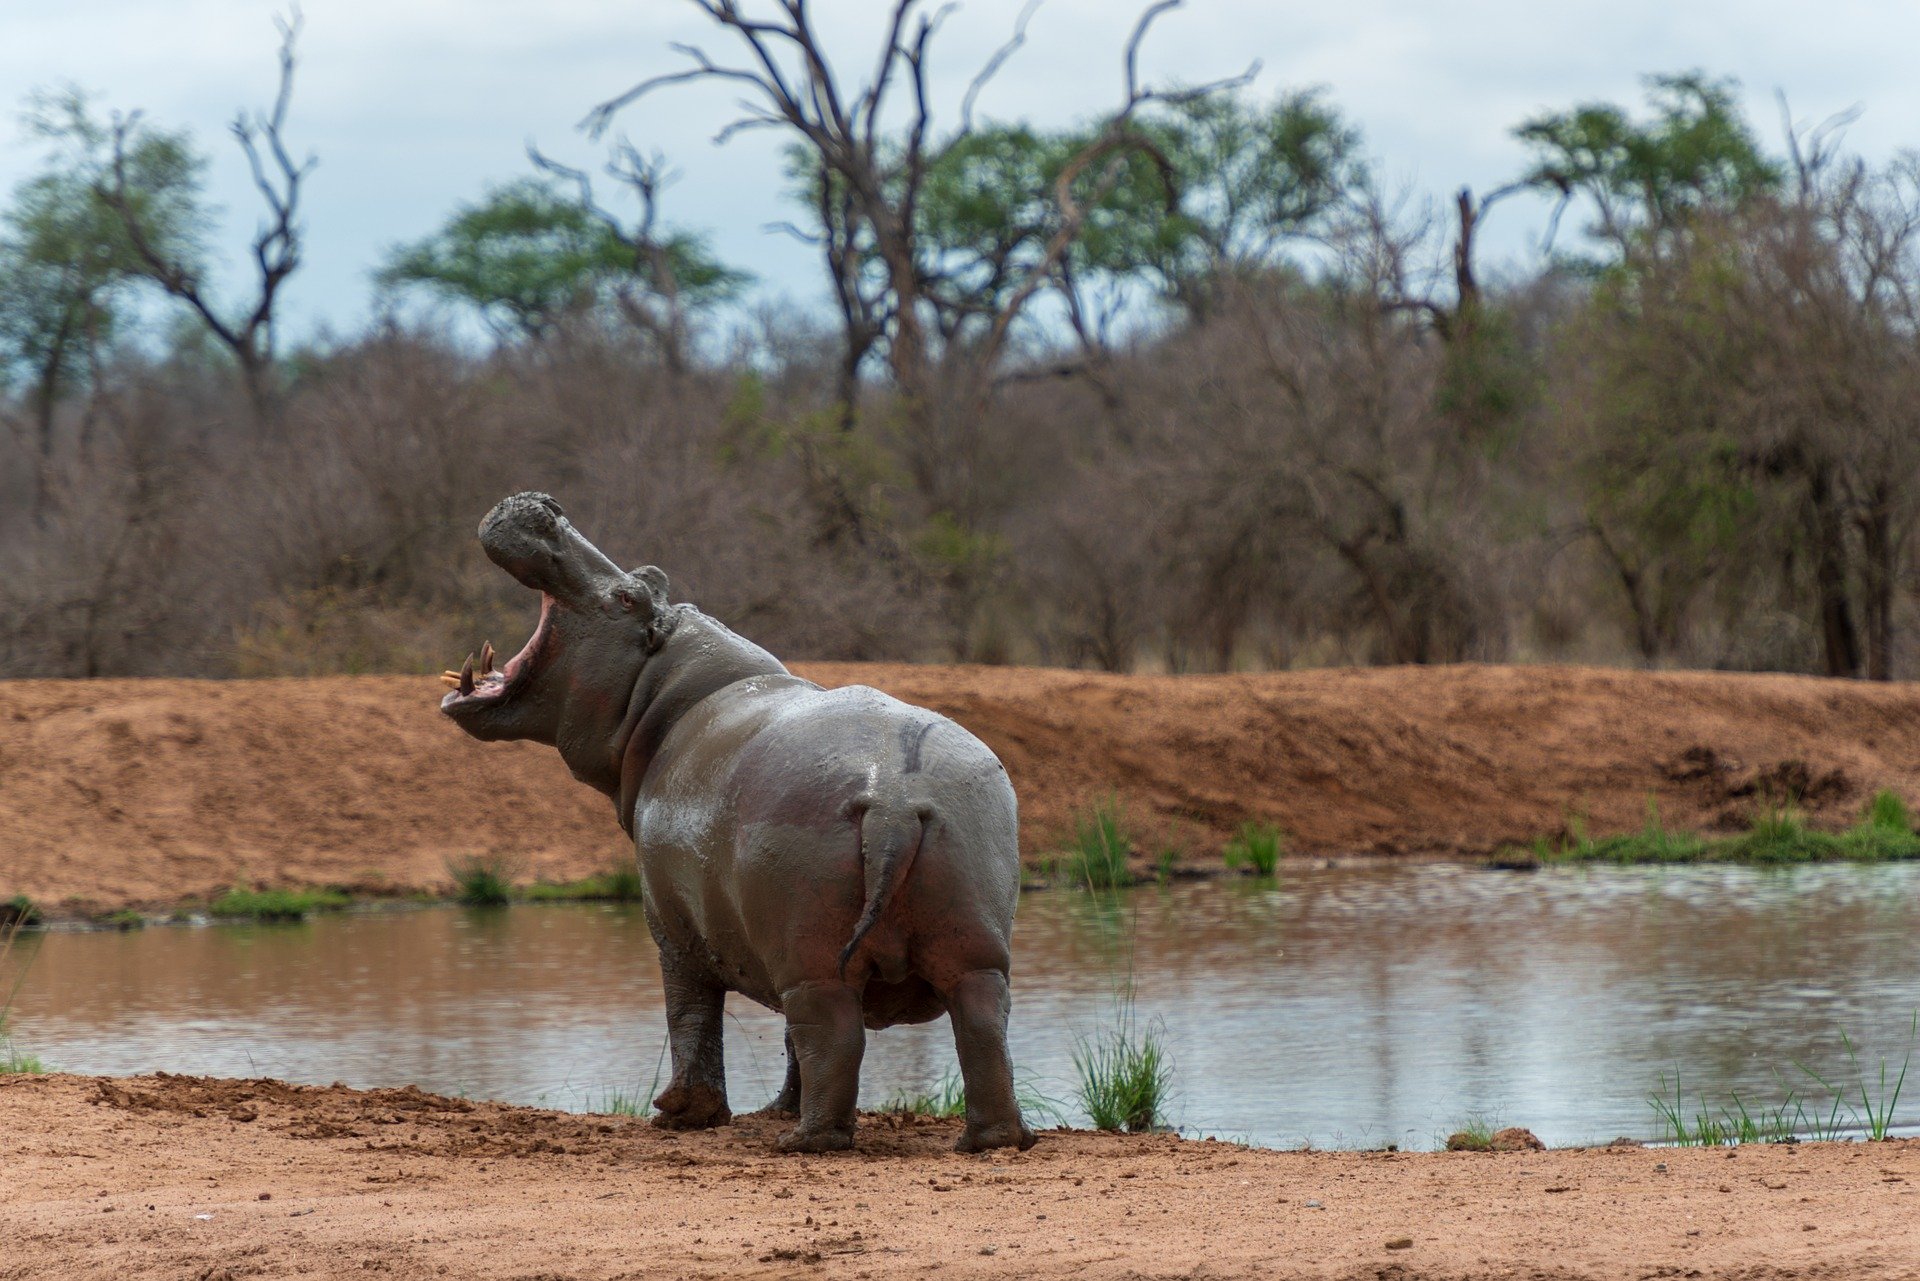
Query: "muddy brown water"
8 864 1919 1148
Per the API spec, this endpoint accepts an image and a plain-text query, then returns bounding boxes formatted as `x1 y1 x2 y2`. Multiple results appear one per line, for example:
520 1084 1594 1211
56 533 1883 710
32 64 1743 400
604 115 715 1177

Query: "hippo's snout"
479 492 564 563
476 491 626 602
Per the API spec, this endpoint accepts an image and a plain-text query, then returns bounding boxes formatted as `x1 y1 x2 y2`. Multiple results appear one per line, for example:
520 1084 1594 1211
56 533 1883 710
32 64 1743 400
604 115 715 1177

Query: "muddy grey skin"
440 492 1035 1155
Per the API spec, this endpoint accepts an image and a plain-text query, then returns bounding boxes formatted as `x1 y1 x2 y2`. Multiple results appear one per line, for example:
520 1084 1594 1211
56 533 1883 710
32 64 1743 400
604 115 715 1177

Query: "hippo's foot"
776 1124 855 1154
955 1120 1037 1153
651 1082 731 1130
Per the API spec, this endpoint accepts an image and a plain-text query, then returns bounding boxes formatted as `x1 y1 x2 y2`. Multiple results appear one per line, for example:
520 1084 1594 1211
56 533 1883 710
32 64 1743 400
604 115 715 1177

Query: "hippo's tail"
838 799 930 979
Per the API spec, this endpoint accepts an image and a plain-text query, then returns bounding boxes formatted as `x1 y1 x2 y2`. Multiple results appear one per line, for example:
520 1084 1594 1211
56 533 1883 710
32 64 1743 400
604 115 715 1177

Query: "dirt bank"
1 1073 1915 1280
4 664 1920 913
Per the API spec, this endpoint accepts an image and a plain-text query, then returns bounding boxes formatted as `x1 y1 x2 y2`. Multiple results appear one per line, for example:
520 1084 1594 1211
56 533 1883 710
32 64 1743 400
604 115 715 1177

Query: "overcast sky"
3 0 1914 339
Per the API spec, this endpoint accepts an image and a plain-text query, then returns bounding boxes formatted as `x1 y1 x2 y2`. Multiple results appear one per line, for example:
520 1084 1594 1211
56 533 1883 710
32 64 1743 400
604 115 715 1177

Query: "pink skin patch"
441 594 554 711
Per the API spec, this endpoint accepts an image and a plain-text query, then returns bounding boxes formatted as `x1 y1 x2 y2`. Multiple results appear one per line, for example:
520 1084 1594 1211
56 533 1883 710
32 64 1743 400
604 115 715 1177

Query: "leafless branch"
959 0 1040 134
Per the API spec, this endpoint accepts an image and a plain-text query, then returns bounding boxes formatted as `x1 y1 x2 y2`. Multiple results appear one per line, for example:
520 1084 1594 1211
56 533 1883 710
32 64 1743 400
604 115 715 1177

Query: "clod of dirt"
1385 1238 1414 1250
1488 1128 1545 1152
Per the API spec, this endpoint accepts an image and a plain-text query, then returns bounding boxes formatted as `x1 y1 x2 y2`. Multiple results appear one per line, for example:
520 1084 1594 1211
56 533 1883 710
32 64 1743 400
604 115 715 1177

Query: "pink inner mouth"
442 594 552 709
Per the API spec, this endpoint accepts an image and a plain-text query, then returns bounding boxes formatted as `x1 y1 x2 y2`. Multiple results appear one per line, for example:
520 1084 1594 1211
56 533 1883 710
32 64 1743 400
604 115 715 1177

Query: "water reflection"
10 863 1920 1147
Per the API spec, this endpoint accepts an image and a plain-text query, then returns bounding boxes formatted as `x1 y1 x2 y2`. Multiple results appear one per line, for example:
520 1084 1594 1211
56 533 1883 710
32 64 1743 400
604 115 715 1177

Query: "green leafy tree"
378 169 744 355
0 89 204 511
908 90 1363 333
1516 71 1782 258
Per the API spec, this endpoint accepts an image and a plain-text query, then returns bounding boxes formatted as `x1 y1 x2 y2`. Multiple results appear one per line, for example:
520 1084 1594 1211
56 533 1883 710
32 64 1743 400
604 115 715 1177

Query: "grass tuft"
449 856 517 907
1222 822 1284 876
1 895 41 929
1073 1013 1173 1133
1 914 44 1074
884 1072 969 1119
210 886 351 921
597 1087 652 1118
523 862 646 903
1867 788 1912 834
1062 795 1133 890
1443 1115 1497 1151
1650 1016 1917 1145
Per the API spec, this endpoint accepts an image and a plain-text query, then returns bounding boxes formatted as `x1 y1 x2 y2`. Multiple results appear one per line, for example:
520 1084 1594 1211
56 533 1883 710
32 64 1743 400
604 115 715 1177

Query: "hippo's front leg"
767 1029 801 1115
650 955 731 1130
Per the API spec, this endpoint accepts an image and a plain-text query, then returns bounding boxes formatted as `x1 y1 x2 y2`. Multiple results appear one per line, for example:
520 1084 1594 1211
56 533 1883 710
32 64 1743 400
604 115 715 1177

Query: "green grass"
1867 788 1912 832
1062 794 1133 890
1647 1073 1828 1146
1798 1019 1915 1142
1073 1012 1173 1133
1650 1016 1916 1145
1222 822 1284 876
1 914 42 1074
449 856 516 906
884 1071 968 1118
596 1086 652 1117
1442 1115 1498 1151
97 909 146 931
209 886 351 921
2 895 40 928
1518 791 1920 866
523 863 645 903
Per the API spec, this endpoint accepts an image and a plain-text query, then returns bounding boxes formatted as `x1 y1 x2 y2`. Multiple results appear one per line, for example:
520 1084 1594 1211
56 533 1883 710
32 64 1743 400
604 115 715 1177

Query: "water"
8 863 1920 1149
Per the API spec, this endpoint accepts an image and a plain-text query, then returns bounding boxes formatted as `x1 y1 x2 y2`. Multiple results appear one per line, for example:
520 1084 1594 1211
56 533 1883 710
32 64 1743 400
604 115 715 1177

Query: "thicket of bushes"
5 9 1918 680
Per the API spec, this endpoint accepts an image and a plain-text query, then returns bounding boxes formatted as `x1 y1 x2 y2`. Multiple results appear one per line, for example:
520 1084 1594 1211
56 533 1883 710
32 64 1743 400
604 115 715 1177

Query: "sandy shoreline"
1 1072 1915 1279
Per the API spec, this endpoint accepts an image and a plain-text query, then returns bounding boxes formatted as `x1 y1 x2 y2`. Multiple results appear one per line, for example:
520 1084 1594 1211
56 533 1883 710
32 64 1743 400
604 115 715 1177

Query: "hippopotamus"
439 492 1035 1154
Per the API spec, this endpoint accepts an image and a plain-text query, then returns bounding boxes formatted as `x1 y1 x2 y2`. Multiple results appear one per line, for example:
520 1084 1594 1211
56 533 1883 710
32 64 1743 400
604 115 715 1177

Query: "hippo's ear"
633 565 670 600
616 566 677 651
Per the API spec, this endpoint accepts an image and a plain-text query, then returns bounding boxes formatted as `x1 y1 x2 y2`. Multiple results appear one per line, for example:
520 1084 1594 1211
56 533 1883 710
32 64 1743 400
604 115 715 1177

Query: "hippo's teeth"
480 640 495 675
459 655 475 696
439 673 462 689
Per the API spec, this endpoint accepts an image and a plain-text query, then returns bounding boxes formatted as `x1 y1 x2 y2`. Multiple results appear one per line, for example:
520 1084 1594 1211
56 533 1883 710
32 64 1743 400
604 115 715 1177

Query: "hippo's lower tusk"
459 655 475 696
480 640 495 675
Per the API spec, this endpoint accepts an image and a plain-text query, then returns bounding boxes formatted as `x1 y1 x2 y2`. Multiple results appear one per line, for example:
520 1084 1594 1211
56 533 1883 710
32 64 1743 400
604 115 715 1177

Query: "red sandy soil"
1 1072 1915 1280
4 664 1920 915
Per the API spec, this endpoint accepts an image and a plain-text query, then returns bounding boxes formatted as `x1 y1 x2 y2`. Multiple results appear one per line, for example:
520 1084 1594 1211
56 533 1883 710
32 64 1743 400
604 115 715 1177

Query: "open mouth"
439 594 553 714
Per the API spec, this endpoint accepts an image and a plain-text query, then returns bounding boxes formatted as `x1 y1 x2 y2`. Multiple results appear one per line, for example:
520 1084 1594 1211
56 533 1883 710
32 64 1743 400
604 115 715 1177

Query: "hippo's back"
639 676 1014 843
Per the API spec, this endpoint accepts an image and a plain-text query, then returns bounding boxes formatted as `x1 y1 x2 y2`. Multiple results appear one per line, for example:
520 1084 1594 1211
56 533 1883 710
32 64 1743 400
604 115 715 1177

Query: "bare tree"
96 10 313 428
586 0 1247 458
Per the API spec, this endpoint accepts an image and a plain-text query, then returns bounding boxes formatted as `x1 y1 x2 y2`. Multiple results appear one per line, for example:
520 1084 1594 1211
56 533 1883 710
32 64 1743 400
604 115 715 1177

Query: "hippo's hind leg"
651 959 731 1130
775 981 864 1153
945 968 1037 1153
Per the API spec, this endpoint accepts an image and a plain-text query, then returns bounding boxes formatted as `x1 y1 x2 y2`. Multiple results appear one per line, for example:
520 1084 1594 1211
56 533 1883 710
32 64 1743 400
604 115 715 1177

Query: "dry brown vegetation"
5 9 1920 683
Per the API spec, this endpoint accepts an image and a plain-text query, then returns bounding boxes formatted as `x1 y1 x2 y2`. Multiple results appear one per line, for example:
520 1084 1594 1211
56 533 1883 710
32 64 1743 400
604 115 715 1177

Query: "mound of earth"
3 664 1919 914
1 1072 1915 1279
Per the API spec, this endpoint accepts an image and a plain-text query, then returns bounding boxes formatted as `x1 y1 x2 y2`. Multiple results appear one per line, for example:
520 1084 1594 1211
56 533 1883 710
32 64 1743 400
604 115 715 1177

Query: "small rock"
1654 1162 1668 1173
1385 1238 1413 1251
1303 1200 1323 1209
